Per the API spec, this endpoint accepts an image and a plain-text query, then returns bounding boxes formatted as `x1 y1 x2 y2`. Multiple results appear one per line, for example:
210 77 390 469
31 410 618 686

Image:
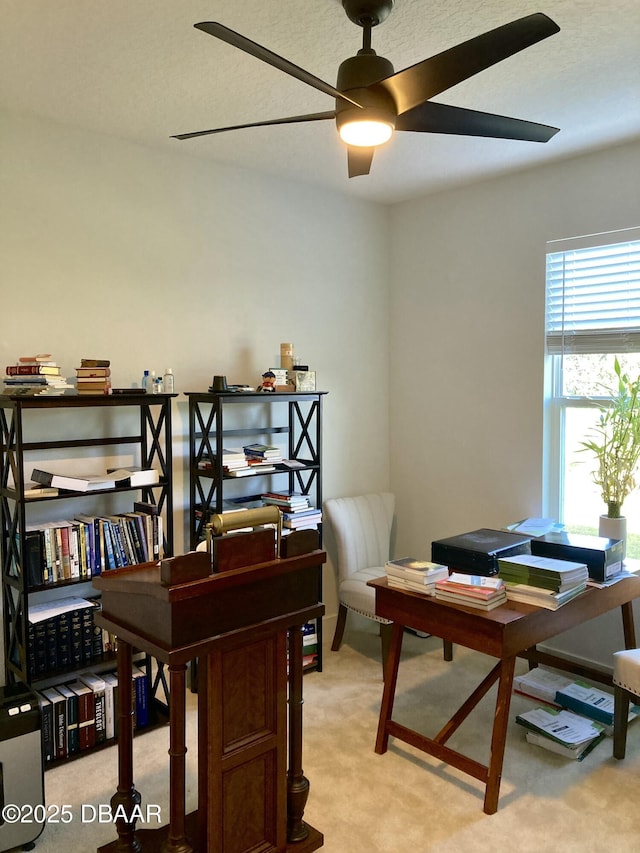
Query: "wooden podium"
93 540 325 853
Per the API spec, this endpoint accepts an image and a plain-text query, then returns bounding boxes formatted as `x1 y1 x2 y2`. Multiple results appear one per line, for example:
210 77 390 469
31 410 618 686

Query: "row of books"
20 503 162 587
38 664 149 763
497 554 589 610
513 666 638 759
385 558 449 595
27 596 111 681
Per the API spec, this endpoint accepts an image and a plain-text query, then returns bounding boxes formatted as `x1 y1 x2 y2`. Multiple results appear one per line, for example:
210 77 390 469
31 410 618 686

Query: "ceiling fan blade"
378 13 560 115
195 22 363 109
172 111 336 141
347 147 375 178
396 101 559 142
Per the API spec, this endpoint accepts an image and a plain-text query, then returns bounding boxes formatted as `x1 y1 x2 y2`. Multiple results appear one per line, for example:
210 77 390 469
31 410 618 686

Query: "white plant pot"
598 514 627 558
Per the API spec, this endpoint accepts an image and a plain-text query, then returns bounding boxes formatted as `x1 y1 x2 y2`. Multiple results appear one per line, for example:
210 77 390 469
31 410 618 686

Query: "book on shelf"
106 467 160 487
4 375 68 386
131 665 149 728
23 481 59 498
40 687 67 761
55 683 79 756
261 492 310 510
37 693 54 762
133 501 163 559
31 468 117 492
5 364 61 376
102 671 118 740
67 681 96 751
80 358 110 368
18 354 54 364
243 444 283 458
75 367 111 377
79 672 107 744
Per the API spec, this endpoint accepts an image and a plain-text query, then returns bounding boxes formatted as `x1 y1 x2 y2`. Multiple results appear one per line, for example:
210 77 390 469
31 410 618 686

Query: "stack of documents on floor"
555 679 638 732
516 706 606 760
434 573 506 610
513 667 574 707
514 668 639 735
385 558 449 595
497 553 588 609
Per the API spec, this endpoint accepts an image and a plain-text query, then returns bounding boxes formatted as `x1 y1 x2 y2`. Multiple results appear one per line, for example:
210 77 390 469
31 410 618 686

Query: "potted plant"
580 357 640 550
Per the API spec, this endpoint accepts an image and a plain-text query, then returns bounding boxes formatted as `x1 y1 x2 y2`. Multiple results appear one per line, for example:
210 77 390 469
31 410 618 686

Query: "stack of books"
516 706 606 760
220 448 251 477
385 558 449 595
4 354 73 395
497 554 588 609
243 443 284 464
434 573 507 610
281 506 322 530
261 491 310 512
75 359 111 395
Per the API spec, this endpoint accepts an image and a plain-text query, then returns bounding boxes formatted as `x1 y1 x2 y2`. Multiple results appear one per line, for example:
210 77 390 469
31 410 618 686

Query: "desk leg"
483 655 516 816
375 623 404 755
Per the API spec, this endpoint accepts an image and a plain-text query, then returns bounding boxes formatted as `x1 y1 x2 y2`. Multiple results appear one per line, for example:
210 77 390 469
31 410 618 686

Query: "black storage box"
531 532 624 583
431 528 532 576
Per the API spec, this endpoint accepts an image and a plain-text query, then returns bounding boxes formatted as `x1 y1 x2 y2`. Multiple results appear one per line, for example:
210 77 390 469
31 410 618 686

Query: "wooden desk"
94 550 325 853
369 576 640 815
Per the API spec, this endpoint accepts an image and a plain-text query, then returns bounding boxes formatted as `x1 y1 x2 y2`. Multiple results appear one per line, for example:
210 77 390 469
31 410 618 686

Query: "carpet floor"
27 624 640 852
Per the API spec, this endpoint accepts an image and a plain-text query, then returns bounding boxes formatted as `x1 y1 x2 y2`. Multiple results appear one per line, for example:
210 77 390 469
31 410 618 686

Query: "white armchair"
324 493 395 668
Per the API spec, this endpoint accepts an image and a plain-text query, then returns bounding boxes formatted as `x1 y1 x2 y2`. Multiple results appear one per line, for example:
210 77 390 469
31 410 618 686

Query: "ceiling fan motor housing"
335 52 397 133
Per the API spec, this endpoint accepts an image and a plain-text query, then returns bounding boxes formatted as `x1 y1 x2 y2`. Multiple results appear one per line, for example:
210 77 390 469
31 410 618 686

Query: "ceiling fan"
172 0 560 178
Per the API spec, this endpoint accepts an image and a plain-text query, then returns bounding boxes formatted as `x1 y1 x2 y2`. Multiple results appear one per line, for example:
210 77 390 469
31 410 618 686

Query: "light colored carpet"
29 624 640 852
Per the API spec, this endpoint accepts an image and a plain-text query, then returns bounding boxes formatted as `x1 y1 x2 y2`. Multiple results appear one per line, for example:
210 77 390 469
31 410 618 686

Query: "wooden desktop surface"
369 575 640 814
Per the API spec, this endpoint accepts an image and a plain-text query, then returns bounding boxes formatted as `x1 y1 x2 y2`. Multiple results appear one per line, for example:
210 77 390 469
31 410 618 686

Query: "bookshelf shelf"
0 391 176 765
185 390 326 672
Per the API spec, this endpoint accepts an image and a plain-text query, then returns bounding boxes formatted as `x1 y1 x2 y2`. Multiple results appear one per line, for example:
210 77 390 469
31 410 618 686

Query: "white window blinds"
546 227 640 354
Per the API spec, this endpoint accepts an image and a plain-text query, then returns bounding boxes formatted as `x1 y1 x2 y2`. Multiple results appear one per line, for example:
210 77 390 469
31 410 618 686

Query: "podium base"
98 811 324 852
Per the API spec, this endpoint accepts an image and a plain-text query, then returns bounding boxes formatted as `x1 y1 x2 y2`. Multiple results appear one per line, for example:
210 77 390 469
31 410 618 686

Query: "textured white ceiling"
1 0 639 204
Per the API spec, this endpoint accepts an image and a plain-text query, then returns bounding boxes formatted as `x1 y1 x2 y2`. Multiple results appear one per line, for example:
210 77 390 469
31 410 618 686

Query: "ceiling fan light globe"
339 119 394 147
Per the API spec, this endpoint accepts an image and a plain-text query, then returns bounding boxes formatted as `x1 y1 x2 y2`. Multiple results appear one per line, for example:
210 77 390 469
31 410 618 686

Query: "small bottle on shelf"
163 368 175 393
141 370 150 392
155 375 164 393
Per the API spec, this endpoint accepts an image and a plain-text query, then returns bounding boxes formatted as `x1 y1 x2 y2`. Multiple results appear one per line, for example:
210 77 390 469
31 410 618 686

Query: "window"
543 227 640 556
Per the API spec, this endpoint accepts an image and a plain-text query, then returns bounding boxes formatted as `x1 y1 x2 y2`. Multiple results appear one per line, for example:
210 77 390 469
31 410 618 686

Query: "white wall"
3 109 639 675
389 138 640 668
0 111 393 654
